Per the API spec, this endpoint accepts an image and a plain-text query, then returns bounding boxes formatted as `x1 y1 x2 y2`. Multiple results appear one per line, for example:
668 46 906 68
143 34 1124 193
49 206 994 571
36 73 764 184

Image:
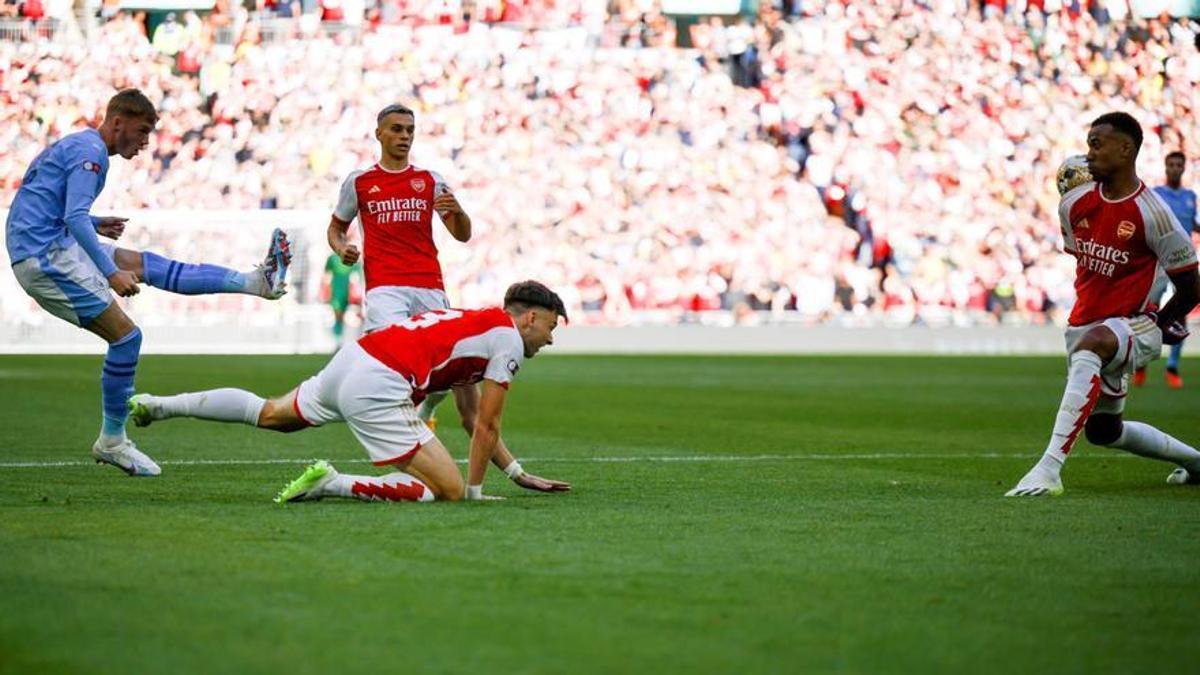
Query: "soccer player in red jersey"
326 105 489 439
326 104 470 331
129 281 572 502
1007 113 1200 496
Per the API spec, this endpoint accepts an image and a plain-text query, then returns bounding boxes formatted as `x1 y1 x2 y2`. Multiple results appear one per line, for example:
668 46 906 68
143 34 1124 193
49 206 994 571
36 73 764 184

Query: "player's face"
1165 156 1186 184
1085 124 1133 181
115 115 154 159
376 113 416 161
519 309 559 358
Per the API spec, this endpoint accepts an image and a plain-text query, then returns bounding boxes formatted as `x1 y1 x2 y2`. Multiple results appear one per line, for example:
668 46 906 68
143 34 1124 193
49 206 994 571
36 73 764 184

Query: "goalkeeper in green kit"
323 252 362 346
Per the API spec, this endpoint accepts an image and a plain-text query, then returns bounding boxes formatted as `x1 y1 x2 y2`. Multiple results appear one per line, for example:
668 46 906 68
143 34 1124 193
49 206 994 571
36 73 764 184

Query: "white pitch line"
0 452 1131 469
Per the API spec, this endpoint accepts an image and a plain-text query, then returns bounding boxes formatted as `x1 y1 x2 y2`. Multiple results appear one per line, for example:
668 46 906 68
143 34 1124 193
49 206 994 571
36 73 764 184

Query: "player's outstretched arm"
454 384 569 492
465 380 507 498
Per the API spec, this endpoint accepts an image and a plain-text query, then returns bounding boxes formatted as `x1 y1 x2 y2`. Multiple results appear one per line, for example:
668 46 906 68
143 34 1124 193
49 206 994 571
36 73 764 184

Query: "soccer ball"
1055 155 1092 195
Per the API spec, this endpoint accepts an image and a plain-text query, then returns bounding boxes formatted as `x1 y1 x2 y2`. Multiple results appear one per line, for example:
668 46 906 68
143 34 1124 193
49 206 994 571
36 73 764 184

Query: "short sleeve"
429 169 451 196
483 329 524 389
333 170 362 223
1058 185 1089 254
1144 193 1198 274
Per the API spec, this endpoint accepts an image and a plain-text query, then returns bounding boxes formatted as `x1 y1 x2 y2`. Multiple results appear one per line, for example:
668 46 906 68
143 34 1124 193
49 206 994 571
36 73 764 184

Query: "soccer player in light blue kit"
6 89 292 476
1136 151 1199 389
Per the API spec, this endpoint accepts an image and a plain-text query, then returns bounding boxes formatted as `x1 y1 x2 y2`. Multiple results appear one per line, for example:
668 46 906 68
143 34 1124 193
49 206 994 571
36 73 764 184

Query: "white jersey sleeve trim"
1058 184 1091 254
429 169 451 196
333 169 366 223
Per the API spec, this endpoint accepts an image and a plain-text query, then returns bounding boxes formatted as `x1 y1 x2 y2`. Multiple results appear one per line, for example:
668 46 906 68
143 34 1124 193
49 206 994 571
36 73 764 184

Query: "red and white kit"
333 164 453 331
1059 181 1198 400
294 308 524 465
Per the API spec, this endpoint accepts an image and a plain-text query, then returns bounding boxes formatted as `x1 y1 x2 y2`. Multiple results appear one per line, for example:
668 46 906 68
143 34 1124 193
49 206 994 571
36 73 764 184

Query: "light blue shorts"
11 240 116 327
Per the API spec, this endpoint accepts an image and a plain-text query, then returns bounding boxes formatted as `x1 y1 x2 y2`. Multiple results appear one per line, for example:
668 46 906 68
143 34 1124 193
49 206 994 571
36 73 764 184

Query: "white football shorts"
293 341 435 466
1064 314 1162 412
362 285 451 333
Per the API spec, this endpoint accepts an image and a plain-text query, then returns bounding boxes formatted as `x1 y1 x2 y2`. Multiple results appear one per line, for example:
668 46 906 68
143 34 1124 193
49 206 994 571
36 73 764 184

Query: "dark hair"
1090 112 1143 153
504 280 568 322
377 104 415 126
106 88 157 124
1166 150 1186 162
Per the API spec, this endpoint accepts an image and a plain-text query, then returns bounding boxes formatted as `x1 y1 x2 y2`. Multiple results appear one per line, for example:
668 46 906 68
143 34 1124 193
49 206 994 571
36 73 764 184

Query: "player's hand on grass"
514 472 572 493
94 216 128 240
108 270 140 297
338 244 360 266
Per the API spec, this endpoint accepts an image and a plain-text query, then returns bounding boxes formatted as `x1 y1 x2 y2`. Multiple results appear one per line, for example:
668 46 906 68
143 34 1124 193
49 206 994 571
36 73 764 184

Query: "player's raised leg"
131 387 301 430
86 303 160 476
1006 327 1113 497
114 227 292 299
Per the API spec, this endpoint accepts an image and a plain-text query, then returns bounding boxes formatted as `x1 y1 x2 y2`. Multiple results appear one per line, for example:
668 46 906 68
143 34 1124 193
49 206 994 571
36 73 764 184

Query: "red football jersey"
1060 181 1198 326
357 307 524 398
333 164 450 291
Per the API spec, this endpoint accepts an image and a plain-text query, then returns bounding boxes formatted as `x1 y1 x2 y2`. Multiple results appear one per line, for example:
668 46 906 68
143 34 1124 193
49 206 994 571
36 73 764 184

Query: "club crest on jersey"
410 178 426 192
81 161 100 174
1116 220 1136 240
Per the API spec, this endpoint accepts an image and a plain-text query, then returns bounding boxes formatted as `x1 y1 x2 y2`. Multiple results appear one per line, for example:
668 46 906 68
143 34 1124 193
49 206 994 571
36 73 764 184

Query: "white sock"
324 472 434 502
1108 421 1200 473
241 268 267 297
1035 351 1104 477
417 391 449 422
99 430 127 446
151 389 266 426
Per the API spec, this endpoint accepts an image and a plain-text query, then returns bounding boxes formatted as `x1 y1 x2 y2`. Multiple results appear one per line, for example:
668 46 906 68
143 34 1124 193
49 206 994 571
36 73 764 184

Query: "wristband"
465 485 483 500
503 460 524 481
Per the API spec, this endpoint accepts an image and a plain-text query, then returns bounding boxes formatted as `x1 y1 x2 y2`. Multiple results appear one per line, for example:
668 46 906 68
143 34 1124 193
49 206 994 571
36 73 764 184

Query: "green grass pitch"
1 354 1198 674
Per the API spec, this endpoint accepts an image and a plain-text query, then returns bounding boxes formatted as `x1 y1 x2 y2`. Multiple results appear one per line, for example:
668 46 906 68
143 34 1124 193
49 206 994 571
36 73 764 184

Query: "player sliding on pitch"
129 281 572 502
1007 112 1200 496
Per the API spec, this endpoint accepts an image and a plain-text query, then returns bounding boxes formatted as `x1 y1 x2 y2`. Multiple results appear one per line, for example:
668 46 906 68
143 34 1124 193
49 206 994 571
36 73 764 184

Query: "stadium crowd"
2 0 1199 325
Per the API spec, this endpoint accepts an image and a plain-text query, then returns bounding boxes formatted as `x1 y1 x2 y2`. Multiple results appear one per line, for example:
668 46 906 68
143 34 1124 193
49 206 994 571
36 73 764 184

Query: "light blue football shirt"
5 128 116 277
1153 185 1197 236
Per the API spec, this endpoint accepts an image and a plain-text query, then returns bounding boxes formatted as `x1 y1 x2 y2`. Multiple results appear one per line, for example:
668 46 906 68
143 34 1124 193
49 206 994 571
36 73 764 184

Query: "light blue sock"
101 328 142 440
1167 342 1183 372
142 251 248 295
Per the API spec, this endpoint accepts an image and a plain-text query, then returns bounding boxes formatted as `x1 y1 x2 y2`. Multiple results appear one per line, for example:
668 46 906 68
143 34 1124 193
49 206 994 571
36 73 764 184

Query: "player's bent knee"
1084 414 1123 446
257 399 305 432
431 474 465 501
1073 327 1119 362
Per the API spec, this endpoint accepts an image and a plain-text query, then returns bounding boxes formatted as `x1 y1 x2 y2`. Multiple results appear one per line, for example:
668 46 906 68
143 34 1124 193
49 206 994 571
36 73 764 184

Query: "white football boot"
92 437 161 477
1166 467 1200 485
1005 465 1063 497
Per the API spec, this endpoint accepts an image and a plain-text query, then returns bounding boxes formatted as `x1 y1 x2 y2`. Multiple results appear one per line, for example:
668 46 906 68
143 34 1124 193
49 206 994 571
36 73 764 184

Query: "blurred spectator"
2 1 1199 327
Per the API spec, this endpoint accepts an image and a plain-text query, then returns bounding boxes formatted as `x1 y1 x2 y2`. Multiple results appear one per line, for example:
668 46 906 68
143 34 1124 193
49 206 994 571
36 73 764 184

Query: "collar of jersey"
375 163 413 175
1098 180 1144 204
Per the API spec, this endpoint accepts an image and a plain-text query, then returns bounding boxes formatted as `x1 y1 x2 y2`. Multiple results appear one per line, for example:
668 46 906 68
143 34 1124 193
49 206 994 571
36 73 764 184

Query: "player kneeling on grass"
129 281 572 502
1007 113 1200 497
